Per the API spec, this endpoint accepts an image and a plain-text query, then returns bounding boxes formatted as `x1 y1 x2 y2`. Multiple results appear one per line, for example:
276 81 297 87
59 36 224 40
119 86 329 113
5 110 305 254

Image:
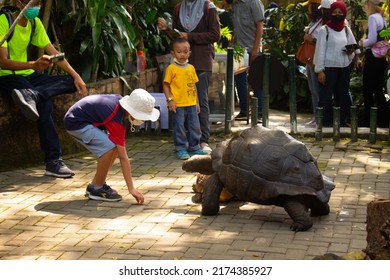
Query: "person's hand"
32 55 51 71
196 104 200 113
168 100 177 113
73 75 87 97
157 17 168 31
129 188 144 204
317 71 326 84
250 49 258 64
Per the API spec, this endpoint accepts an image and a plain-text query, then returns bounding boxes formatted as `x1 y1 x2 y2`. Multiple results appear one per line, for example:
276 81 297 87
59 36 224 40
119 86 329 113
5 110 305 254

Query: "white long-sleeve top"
362 13 387 49
314 25 357 73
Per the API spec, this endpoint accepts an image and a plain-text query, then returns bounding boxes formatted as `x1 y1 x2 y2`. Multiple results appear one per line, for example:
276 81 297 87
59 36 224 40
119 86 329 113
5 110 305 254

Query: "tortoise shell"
211 126 334 207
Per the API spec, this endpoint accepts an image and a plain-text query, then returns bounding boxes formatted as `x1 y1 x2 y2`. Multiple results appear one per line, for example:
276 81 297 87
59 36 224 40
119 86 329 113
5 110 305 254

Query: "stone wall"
0 68 161 171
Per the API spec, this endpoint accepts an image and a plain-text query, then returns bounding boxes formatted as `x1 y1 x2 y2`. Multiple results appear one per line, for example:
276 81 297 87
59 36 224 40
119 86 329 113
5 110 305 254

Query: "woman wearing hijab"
157 0 220 154
313 1 358 127
359 0 389 128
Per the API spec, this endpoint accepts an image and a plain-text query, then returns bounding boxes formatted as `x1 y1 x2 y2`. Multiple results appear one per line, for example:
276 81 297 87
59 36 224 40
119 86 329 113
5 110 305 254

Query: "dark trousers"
362 49 389 127
0 71 76 163
196 71 211 144
318 66 351 126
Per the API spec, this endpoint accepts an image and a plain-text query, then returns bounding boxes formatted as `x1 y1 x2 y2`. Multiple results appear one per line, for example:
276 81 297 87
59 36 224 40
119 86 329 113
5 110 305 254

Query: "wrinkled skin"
183 126 335 231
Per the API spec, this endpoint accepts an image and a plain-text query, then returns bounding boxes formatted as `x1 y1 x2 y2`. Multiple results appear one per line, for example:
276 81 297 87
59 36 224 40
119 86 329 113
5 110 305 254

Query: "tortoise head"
182 155 214 175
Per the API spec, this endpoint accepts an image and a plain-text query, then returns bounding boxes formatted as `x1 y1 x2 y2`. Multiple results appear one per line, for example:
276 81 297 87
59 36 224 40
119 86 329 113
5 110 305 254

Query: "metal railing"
223 51 390 145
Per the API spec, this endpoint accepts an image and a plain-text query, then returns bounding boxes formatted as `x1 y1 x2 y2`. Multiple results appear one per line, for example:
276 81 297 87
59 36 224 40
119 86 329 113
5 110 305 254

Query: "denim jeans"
196 71 211 144
306 64 320 116
0 72 76 163
173 106 202 152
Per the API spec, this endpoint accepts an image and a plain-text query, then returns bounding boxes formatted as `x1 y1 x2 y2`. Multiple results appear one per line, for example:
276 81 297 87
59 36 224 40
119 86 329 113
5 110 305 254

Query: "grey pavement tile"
0 115 389 260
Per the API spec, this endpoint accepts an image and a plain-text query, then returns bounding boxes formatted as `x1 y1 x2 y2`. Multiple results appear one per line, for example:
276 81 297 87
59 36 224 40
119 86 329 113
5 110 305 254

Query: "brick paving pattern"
0 111 389 260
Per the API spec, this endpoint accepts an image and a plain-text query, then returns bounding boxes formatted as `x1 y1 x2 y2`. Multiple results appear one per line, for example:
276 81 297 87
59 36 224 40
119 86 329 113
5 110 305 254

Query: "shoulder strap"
1 9 15 42
1 7 36 44
93 104 122 127
29 18 36 45
325 26 329 41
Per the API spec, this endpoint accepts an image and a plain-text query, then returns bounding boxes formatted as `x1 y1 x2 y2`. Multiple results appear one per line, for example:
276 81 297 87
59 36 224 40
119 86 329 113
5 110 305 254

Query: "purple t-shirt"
64 94 126 146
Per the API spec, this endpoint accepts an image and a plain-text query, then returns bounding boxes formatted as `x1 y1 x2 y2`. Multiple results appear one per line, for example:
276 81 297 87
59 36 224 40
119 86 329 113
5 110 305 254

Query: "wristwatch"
166 97 173 103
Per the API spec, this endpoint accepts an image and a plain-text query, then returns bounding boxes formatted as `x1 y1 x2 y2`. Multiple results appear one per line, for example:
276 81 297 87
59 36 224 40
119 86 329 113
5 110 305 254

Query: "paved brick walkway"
0 110 389 260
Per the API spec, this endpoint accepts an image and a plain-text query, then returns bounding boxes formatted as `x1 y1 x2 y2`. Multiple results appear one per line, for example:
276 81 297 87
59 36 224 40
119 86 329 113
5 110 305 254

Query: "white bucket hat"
119 89 160 122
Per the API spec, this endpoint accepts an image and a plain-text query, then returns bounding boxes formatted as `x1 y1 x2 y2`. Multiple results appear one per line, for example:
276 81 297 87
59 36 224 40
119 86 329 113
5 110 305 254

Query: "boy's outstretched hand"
129 188 144 204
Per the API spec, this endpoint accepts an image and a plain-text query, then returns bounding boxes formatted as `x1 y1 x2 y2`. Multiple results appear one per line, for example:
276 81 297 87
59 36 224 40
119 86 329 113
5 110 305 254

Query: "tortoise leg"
201 173 223 216
310 203 330 217
283 199 313 231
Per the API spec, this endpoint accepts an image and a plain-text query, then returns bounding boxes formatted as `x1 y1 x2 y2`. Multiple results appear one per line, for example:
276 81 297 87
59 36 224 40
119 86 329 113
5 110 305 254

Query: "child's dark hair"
171 37 190 50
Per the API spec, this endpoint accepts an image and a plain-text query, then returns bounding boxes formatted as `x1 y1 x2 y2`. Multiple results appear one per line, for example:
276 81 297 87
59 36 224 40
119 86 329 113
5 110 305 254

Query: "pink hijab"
326 1 347 32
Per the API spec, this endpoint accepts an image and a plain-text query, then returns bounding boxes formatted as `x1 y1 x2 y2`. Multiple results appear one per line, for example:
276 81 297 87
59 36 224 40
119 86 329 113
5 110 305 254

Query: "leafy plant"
49 0 170 82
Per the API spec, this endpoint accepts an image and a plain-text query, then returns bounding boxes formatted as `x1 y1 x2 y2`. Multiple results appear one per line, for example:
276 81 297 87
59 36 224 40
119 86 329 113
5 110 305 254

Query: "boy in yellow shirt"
163 38 208 159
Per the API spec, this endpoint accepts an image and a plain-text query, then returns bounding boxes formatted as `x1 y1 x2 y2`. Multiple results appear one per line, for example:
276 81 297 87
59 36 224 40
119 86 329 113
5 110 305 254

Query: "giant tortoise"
182 126 335 231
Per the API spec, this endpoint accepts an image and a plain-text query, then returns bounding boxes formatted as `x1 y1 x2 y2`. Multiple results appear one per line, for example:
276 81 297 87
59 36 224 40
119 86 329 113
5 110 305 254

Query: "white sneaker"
201 142 212 154
305 119 316 128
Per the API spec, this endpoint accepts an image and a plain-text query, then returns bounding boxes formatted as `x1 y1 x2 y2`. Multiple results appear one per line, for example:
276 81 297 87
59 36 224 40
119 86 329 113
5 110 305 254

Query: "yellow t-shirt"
164 63 199 107
0 14 51 76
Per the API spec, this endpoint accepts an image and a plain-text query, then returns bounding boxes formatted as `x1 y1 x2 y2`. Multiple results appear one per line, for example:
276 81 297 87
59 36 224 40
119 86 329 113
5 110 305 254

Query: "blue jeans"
196 71 211 144
306 64 320 115
173 106 202 152
236 71 262 115
0 72 76 163
235 71 248 114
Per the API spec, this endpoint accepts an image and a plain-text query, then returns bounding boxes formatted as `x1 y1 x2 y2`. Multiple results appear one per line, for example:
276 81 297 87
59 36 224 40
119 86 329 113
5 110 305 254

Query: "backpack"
0 5 36 44
175 0 211 26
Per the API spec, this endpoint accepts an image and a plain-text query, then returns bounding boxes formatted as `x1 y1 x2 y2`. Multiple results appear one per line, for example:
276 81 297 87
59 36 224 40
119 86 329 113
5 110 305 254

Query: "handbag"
371 40 390 58
296 21 321 65
296 41 316 65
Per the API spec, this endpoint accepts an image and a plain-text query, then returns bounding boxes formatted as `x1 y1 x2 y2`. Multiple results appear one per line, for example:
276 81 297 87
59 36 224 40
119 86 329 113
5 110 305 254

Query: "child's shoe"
188 149 208 156
176 150 190 160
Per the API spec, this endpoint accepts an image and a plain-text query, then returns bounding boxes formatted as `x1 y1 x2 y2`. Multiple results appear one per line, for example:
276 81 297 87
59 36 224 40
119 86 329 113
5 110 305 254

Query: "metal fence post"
251 97 258 127
350 106 358 142
315 107 323 141
262 53 270 128
333 107 340 142
369 107 377 144
224 47 234 135
288 55 297 134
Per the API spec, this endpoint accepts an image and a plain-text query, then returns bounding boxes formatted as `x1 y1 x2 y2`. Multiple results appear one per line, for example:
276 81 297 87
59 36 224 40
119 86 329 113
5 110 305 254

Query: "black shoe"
235 112 247 120
11 89 39 121
85 183 122 202
45 160 75 178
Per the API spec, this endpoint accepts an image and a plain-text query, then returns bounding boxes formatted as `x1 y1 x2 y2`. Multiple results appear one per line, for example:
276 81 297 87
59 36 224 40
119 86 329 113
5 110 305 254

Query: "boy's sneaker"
11 89 39 121
200 142 212 154
176 150 190 160
85 183 122 202
45 160 75 178
188 149 209 156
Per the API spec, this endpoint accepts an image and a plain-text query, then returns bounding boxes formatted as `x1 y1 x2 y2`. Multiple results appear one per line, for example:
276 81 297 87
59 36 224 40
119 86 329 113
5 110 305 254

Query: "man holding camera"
0 0 87 178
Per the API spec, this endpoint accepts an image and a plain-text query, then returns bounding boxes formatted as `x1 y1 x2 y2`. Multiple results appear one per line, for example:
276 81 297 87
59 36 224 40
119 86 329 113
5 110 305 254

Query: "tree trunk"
365 199 390 259
38 0 53 57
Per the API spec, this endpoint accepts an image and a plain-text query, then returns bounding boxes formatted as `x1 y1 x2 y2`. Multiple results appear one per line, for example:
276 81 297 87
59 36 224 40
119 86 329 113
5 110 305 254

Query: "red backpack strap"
93 104 121 127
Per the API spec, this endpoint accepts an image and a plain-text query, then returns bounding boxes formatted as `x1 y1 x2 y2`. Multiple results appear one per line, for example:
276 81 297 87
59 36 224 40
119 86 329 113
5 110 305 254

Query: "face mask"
24 7 40 20
331 14 344 23
128 116 144 132
173 58 188 66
